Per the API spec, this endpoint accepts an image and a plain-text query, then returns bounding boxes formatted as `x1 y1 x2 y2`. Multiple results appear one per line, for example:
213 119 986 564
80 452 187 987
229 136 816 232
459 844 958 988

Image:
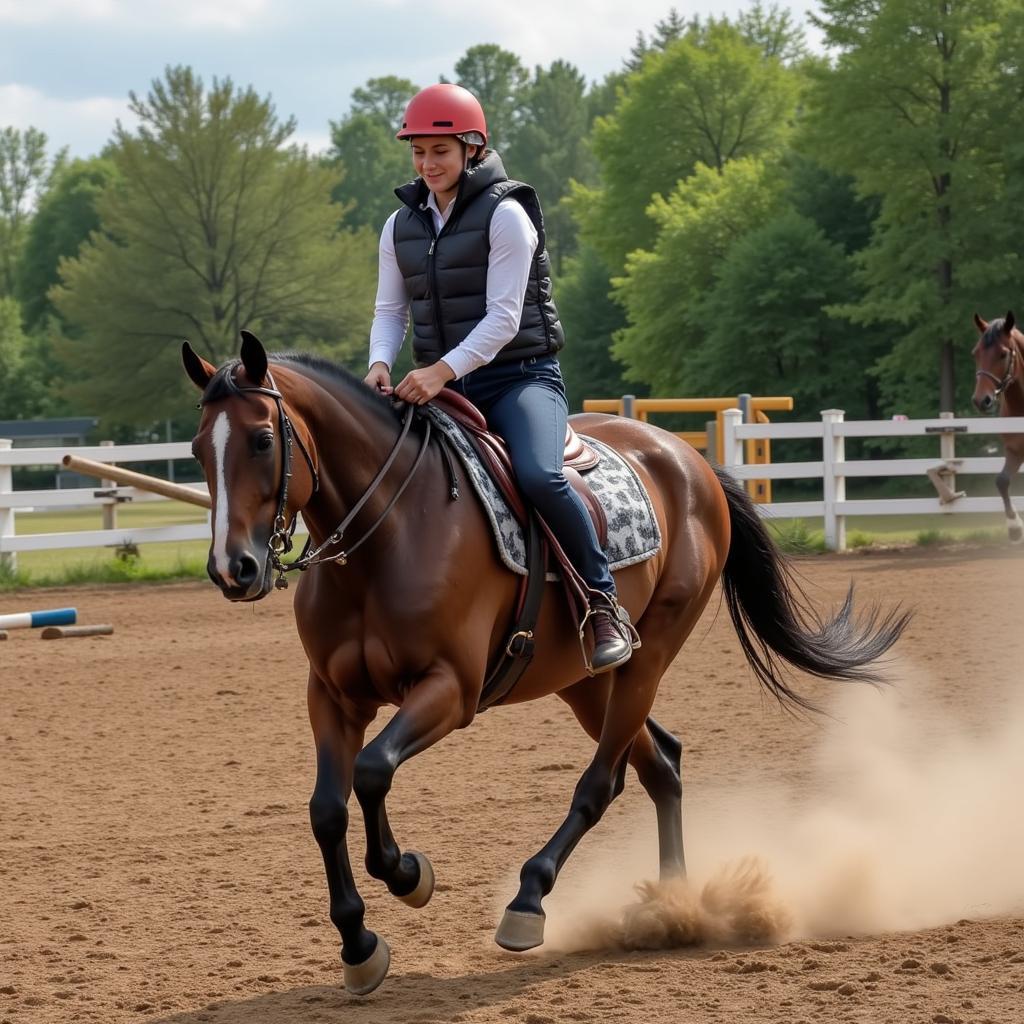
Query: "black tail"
714 467 910 713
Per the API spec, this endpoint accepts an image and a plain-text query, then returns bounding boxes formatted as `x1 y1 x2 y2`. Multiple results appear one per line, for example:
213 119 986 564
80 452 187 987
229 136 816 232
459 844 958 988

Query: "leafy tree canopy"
53 66 377 424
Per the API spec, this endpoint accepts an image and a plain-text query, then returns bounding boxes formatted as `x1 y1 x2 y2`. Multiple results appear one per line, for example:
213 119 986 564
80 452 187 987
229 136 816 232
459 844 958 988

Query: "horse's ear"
239 329 268 385
974 312 988 333
1005 310 1015 334
182 341 216 392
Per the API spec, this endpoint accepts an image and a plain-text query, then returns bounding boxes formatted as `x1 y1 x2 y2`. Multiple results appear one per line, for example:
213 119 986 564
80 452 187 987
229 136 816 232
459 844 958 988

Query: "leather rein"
223 371 432 590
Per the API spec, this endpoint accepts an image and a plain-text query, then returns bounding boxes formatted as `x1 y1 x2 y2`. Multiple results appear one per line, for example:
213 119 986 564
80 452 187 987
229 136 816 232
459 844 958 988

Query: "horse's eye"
256 432 274 453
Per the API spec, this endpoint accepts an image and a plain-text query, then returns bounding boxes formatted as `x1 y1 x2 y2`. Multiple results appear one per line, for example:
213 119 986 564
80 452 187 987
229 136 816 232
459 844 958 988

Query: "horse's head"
183 331 318 601
972 311 1019 412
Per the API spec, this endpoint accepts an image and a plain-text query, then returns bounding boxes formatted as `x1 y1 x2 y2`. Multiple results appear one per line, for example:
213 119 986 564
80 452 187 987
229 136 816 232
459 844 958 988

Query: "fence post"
940 410 957 491
721 408 744 471
100 439 117 532
0 439 15 572
821 409 846 552
621 394 636 419
705 419 718 465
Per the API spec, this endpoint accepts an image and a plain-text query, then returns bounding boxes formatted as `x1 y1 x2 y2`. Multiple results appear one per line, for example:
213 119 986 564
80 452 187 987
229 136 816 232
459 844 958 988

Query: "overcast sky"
0 0 818 160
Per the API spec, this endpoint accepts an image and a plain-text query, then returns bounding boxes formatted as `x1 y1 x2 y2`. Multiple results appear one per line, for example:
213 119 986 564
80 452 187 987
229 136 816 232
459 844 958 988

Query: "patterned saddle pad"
423 406 662 576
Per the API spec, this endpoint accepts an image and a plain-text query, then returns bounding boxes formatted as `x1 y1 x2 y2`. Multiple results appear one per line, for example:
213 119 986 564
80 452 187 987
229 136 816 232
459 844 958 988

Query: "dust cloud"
542 663 1024 953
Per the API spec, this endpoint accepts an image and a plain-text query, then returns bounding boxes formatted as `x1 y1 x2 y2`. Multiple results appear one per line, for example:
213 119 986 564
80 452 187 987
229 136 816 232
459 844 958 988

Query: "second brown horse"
183 332 907 995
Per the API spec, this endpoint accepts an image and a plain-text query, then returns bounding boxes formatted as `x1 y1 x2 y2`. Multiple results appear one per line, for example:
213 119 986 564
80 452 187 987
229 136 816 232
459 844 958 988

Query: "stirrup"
578 593 642 674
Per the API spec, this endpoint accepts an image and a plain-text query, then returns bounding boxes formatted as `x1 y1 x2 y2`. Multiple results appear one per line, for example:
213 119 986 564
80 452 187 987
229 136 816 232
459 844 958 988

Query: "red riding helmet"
396 83 488 147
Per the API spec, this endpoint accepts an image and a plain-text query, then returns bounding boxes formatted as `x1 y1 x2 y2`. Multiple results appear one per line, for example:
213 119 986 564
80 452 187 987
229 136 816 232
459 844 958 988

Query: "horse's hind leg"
557 686 685 879
996 451 1024 541
638 716 685 879
495 662 665 952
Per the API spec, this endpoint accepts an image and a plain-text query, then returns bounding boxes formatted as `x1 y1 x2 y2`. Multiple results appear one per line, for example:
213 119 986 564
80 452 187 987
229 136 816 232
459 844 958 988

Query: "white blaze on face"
211 411 234 582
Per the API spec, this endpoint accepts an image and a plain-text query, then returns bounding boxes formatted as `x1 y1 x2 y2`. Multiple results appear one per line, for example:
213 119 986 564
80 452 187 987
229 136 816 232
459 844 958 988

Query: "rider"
364 82 636 674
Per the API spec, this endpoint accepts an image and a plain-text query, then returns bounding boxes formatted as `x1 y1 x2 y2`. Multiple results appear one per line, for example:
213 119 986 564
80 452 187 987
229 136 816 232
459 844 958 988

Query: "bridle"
224 370 432 590
976 341 1018 399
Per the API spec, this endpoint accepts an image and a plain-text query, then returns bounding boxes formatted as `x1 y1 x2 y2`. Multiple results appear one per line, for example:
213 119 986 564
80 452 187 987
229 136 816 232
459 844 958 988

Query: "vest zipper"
427 230 446 353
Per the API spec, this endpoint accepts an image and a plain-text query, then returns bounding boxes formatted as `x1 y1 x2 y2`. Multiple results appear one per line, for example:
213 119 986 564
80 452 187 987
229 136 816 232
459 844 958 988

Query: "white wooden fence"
0 440 216 568
3 409 1023 563
720 409 1024 550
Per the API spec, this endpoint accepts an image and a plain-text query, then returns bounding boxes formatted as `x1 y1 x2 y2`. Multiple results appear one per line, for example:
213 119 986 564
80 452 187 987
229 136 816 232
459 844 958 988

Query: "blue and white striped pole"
0 608 77 631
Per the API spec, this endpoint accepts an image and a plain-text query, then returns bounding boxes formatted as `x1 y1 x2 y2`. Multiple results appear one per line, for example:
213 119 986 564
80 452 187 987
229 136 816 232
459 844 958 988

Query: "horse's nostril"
234 553 261 588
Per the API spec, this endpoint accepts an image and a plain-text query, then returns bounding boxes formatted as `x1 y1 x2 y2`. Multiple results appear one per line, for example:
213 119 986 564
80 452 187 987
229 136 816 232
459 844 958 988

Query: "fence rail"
0 440 223 568
720 409 1024 549
3 407 1023 562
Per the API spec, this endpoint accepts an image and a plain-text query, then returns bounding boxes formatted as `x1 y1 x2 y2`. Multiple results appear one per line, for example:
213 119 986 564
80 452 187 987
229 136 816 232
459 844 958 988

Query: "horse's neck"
290 376 413 547
1003 331 1024 412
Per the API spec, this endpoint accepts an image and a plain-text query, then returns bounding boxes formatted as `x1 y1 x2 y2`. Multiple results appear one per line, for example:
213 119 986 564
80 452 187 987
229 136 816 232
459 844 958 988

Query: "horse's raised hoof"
495 909 546 952
397 850 435 909
343 936 391 996
1009 523 1024 544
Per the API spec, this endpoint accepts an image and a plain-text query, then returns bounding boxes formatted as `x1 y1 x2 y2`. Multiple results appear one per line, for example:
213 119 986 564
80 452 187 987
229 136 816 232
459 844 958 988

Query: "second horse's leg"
996 451 1024 542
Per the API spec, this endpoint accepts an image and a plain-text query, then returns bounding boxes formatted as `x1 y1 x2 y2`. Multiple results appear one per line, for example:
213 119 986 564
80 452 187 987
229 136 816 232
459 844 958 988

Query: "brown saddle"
430 389 607 547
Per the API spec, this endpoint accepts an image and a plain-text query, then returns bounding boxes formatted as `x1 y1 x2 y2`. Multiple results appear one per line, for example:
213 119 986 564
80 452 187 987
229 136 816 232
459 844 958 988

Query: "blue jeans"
449 356 615 596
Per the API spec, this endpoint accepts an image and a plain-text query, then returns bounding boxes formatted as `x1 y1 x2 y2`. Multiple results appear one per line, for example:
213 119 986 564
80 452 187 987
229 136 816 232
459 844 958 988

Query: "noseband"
976 345 1017 399
226 371 431 590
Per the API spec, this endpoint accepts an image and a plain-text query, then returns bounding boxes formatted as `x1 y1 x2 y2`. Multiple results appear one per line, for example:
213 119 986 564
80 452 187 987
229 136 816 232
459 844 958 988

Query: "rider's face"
410 137 477 206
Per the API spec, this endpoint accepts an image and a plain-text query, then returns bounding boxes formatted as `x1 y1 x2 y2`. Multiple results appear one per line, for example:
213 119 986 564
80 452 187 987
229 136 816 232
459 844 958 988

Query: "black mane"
200 351 401 423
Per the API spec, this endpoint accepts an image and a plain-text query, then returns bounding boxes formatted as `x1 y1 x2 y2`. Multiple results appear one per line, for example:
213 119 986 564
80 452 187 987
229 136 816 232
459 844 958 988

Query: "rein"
976 344 1018 398
229 372 430 590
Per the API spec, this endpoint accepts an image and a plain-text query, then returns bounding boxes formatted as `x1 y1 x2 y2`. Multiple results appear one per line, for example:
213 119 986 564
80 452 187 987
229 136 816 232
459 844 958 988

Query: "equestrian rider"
364 83 636 674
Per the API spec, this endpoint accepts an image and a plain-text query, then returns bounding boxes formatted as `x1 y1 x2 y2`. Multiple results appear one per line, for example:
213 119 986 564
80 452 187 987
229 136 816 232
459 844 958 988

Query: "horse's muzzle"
974 392 995 413
207 548 273 602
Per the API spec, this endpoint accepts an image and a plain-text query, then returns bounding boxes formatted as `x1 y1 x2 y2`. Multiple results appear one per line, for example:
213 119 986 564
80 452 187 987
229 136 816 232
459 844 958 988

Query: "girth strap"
477 513 546 711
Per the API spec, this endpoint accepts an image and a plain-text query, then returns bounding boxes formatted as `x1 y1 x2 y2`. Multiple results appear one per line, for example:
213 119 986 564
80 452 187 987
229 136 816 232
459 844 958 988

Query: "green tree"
807 0 1024 413
737 1 810 64
557 245 631 412
573 22 799 272
504 61 595 273
53 66 377 424
0 127 66 297
612 158 786 392
328 76 419 231
0 296 54 419
453 44 528 153
16 157 118 330
696 211 883 417
351 75 419 129
625 8 692 72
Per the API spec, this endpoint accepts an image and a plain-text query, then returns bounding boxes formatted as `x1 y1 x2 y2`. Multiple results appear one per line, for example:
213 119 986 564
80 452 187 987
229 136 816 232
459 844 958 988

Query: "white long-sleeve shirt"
368 190 540 380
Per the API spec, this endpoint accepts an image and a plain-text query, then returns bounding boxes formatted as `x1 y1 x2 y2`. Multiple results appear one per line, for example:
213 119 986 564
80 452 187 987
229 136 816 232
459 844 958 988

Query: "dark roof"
0 418 98 439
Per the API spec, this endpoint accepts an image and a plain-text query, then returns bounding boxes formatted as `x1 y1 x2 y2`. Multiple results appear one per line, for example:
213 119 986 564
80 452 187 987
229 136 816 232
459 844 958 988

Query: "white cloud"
0 83 135 154
0 0 272 30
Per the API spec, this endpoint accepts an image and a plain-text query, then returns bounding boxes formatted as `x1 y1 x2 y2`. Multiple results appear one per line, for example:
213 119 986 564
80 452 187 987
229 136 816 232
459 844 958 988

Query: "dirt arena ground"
2 548 1024 1024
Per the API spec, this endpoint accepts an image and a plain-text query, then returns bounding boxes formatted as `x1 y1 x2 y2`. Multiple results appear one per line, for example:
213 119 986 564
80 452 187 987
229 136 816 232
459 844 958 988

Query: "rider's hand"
394 361 456 405
364 362 393 395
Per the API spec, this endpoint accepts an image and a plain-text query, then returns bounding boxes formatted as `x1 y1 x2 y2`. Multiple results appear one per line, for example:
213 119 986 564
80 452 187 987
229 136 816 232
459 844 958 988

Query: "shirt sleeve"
368 210 409 371
440 199 539 380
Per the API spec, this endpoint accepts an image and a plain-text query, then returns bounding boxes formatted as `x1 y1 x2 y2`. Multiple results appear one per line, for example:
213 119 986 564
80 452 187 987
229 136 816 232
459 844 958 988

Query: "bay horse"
972 311 1024 541
182 332 907 995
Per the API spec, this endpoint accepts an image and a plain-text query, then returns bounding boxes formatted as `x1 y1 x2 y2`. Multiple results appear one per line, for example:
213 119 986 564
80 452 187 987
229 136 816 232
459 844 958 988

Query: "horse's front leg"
306 675 383 995
354 666 469 906
996 450 1024 542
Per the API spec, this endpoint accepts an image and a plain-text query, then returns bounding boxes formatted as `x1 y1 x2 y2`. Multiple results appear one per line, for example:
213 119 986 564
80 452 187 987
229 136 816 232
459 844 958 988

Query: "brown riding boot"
586 596 639 675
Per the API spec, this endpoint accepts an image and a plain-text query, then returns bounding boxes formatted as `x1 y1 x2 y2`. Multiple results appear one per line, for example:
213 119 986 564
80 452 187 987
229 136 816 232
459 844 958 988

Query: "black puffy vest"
392 152 565 368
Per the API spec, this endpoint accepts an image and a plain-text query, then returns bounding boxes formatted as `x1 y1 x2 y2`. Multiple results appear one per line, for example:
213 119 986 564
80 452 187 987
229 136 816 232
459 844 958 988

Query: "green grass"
3 500 211 588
